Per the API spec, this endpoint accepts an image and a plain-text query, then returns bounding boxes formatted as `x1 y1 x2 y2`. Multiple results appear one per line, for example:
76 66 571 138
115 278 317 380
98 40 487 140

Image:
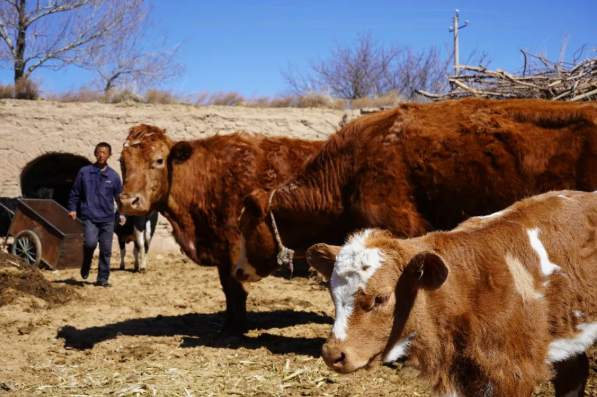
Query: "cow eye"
156 158 164 165
374 294 390 306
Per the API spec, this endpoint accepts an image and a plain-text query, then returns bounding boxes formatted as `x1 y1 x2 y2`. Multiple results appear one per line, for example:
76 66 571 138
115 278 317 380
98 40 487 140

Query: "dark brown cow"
307 190 597 397
236 98 597 282
117 124 323 333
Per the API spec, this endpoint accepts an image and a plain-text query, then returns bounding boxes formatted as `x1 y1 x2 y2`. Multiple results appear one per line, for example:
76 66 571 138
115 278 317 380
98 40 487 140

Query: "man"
68 142 125 287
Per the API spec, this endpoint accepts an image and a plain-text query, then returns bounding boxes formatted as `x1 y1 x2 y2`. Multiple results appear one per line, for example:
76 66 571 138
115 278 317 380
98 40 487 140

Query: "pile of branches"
417 49 597 101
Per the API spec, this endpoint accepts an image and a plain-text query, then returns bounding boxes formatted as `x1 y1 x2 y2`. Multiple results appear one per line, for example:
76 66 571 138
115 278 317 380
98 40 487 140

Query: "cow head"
307 229 449 374
235 189 280 282
118 124 173 215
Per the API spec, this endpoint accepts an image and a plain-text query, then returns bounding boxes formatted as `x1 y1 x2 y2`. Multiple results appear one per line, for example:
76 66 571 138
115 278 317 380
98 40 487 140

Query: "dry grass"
144 89 179 105
109 89 142 103
369 91 403 108
0 79 41 100
0 83 14 99
14 78 41 100
47 86 105 103
2 78 402 109
209 91 246 106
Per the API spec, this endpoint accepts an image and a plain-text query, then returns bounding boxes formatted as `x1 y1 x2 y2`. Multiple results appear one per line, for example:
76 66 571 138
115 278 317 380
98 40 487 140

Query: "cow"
237 98 597 283
114 212 159 272
117 124 324 334
306 190 597 397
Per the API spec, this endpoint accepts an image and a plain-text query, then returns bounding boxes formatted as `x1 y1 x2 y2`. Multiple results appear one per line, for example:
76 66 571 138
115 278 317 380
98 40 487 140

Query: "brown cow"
307 190 597 397
117 124 323 334
237 98 597 283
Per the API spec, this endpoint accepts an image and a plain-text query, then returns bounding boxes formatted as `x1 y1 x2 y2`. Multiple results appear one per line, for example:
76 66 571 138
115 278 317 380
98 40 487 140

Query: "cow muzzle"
321 338 363 374
118 193 147 215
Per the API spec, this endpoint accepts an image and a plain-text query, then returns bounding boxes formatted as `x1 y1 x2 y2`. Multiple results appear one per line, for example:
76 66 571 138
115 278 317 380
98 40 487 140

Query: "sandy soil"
0 250 596 396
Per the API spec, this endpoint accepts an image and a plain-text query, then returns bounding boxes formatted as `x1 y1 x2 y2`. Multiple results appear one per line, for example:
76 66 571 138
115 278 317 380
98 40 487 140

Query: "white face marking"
527 228 561 276
330 229 384 341
504 253 538 302
574 311 583 318
547 323 597 363
234 236 262 282
382 332 416 363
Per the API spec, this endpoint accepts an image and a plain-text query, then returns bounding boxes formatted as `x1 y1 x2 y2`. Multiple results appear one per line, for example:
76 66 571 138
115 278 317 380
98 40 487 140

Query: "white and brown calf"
307 190 597 397
114 212 159 272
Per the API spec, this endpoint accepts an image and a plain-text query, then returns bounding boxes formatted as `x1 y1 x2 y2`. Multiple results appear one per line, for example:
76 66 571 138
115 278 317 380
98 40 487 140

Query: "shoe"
95 280 111 287
80 268 89 280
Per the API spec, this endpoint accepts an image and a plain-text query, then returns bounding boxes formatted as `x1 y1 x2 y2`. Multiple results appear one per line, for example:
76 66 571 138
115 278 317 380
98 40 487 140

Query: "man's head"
94 142 112 166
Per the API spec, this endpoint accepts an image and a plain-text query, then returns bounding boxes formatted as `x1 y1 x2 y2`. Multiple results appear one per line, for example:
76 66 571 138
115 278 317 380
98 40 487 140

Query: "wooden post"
453 13 459 75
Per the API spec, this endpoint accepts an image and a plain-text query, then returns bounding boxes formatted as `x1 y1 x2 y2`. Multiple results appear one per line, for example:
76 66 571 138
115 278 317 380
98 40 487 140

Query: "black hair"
95 142 112 154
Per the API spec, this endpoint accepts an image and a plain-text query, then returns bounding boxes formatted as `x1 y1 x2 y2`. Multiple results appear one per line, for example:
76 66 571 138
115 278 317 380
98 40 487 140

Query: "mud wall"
0 99 358 252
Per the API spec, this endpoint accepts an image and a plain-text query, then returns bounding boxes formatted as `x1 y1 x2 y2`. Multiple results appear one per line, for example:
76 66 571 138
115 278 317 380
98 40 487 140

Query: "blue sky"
1 0 595 97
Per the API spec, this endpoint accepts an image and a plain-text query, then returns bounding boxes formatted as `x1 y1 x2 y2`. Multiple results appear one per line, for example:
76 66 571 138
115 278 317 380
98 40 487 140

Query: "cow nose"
322 342 348 372
235 268 250 281
330 351 346 370
119 193 141 210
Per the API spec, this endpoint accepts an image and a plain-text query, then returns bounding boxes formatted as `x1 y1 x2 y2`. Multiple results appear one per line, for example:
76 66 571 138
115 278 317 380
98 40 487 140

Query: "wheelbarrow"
3 198 84 269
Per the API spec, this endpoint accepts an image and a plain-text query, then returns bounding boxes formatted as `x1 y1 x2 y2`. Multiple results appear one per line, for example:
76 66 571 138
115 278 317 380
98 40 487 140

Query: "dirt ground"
1 249 597 396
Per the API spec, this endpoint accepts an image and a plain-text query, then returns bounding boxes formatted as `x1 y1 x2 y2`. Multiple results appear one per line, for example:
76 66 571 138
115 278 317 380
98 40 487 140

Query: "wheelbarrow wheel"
12 230 42 267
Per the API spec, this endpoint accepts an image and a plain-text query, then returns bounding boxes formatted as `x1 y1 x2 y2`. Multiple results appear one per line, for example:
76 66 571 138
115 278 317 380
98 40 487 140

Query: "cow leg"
217 263 249 335
552 352 589 397
133 243 140 272
142 219 152 272
118 238 126 270
137 236 146 272
133 226 145 272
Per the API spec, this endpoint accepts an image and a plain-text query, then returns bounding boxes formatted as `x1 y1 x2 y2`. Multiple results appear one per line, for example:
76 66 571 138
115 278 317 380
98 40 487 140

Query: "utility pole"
448 9 469 75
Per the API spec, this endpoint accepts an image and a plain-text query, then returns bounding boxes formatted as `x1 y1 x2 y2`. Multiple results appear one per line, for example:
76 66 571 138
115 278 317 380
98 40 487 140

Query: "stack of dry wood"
417 50 597 101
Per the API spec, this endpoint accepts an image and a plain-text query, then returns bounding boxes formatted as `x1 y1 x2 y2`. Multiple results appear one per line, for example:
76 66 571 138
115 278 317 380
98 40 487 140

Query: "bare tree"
283 33 403 99
282 33 488 101
86 6 185 94
0 0 182 96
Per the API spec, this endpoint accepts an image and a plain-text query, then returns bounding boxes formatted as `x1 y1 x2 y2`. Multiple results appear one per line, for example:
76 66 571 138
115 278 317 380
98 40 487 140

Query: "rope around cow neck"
268 189 294 277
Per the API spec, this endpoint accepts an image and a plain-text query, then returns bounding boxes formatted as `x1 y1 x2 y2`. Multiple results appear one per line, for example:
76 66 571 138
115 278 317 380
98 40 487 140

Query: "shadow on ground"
57 310 332 357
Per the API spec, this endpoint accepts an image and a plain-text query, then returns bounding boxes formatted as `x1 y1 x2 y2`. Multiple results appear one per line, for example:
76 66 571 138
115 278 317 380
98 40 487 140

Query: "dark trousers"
82 220 114 282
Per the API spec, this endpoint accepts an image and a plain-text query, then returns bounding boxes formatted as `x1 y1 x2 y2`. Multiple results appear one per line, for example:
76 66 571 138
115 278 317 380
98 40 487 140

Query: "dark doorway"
20 153 92 209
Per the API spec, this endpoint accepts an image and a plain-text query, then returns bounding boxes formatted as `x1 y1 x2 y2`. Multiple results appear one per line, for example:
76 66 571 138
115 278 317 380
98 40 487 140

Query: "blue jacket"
67 164 122 223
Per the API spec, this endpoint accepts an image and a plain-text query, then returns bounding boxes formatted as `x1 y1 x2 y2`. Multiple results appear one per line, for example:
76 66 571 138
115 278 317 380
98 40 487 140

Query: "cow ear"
405 251 449 291
306 243 340 280
243 189 268 219
170 141 193 164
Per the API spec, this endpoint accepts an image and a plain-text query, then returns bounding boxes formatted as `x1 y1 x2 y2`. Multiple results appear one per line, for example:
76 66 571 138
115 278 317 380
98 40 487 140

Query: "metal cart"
3 199 84 269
